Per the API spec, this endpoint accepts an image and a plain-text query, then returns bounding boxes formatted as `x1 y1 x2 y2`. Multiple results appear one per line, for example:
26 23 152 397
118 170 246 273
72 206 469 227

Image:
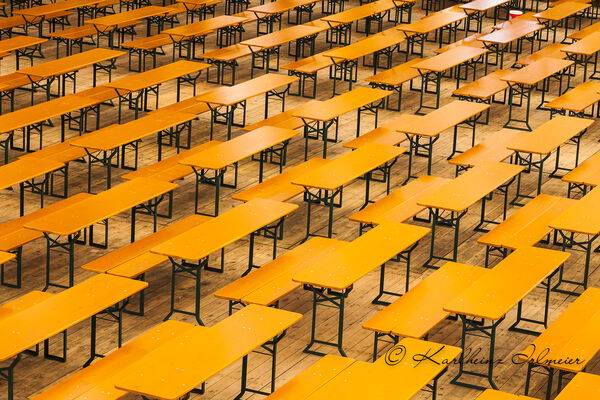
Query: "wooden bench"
232 158 329 203
48 24 98 57
82 214 211 315
517 287 600 400
0 16 27 39
31 320 194 400
349 174 450 234
343 113 414 150
281 49 335 98
545 81 600 118
448 128 522 174
180 126 300 215
364 57 423 111
0 192 92 288
478 194 576 266
562 149 600 197
513 43 568 68
363 261 487 360
120 33 172 72
242 100 321 131
0 72 42 114
452 69 510 124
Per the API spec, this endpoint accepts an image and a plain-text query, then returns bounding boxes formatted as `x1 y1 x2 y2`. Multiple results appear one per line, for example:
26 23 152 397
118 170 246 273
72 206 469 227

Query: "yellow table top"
412 45 488 72
241 24 325 49
233 158 330 202
248 0 320 15
195 73 298 106
215 237 346 306
0 274 147 361
151 198 298 261
291 87 392 122
555 372 600 399
70 111 198 152
478 194 576 249
0 35 47 52
363 261 488 339
87 5 171 28
444 246 570 320
293 222 430 291
24 178 177 236
417 161 524 212
162 15 247 39
506 115 595 155
323 30 405 61
17 48 125 79
15 0 103 17
534 1 590 21
105 60 209 93
180 126 299 170
517 288 600 373
550 186 600 235
561 31 600 55
562 148 600 186
501 57 574 86
322 0 395 24
0 157 64 191
115 305 302 400
460 0 512 12
394 100 490 137
292 143 405 190
479 22 543 44
349 175 451 225
397 8 466 34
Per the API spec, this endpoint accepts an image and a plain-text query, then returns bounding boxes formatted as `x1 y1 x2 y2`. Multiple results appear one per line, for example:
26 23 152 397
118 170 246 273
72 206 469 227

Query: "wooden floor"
0 1 598 399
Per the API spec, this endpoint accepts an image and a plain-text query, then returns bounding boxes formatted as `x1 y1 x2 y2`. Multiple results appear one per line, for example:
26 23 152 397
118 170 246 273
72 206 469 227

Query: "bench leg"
0 355 20 400
0 247 22 289
303 285 351 357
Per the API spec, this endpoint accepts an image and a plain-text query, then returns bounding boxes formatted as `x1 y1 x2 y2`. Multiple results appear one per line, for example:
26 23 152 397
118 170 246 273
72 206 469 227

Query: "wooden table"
103 59 209 121
411 45 488 113
86 5 172 41
0 274 147 400
176 0 220 23
459 0 513 32
162 14 247 58
293 223 429 356
322 29 406 95
292 143 405 239
24 178 177 290
501 57 574 130
179 126 300 216
291 86 391 158
193 73 298 139
115 305 302 399
16 48 125 102
549 186 600 295
393 100 490 179
0 36 46 69
562 146 600 196
534 1 591 42
321 0 398 41
396 7 467 56
70 111 198 191
477 22 543 71
14 0 105 27
150 199 298 324
561 31 600 80
506 115 594 204
545 81 600 118
240 24 326 77
248 0 320 34
417 161 524 267
0 157 64 217
444 246 570 390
